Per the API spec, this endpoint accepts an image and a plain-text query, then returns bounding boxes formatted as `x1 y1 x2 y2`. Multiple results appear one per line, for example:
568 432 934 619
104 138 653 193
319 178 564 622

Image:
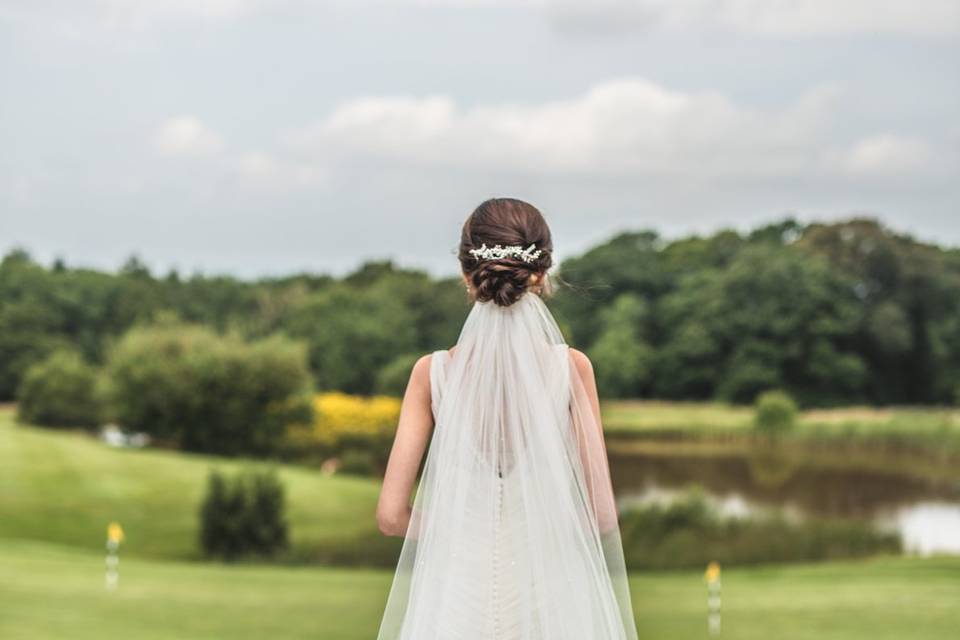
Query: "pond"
608 443 960 556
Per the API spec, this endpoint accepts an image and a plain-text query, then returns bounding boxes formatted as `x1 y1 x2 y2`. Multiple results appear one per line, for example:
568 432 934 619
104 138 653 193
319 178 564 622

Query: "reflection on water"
609 447 960 555
885 503 960 554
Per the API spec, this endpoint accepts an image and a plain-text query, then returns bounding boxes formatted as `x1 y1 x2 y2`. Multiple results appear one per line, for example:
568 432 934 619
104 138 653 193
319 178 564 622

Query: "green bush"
754 389 798 433
199 467 289 561
16 349 103 428
103 323 313 455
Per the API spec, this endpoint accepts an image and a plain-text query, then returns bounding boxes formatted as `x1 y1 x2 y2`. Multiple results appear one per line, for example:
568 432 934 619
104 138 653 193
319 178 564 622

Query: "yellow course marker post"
105 522 124 590
705 561 721 637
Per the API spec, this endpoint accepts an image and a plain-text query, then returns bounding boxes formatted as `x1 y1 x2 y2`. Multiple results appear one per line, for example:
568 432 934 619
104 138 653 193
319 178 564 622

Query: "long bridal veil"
377 291 638 640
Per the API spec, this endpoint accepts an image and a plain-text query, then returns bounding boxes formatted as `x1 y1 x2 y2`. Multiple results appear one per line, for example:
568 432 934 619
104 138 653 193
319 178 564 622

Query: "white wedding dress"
377 291 638 640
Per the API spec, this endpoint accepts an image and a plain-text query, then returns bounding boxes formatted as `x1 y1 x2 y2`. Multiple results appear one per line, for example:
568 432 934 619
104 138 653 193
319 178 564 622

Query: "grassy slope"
0 407 386 561
3 405 960 638
1 539 957 640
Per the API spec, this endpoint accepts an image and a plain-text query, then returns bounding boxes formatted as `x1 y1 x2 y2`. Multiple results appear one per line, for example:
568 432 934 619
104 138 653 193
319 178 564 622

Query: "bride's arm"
376 353 434 537
570 348 620 535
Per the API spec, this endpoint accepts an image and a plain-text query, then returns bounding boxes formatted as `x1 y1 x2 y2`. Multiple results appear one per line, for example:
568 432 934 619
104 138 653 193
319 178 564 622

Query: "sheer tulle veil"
376 290 638 640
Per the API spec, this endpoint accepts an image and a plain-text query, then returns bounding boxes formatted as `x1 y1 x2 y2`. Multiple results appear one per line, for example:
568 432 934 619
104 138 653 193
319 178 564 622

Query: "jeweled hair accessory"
468 243 543 264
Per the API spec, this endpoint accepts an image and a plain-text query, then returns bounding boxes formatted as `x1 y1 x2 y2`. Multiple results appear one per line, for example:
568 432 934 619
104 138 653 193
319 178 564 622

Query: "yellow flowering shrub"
308 392 401 446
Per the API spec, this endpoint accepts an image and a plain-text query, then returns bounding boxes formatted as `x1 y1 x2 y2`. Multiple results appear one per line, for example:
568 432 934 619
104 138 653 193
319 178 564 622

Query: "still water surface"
608 446 960 555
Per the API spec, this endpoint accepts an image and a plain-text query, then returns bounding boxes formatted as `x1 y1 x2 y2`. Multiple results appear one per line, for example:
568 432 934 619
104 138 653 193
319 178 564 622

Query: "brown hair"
458 198 554 307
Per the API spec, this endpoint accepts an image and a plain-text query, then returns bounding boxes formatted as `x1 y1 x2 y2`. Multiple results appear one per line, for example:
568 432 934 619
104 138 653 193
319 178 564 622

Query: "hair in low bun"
458 198 554 307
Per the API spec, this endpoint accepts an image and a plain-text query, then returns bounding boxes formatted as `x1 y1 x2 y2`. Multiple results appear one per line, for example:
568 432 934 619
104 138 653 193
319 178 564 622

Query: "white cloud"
829 134 934 175
287 77 944 180
231 152 328 190
149 117 327 189
152 116 223 156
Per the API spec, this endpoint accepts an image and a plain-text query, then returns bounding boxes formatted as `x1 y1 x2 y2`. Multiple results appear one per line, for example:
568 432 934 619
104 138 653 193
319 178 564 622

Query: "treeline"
2 217 959 408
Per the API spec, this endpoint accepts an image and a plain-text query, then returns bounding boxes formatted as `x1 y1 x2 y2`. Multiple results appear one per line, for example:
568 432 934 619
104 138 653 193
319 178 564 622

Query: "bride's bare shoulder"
568 347 596 380
568 346 590 365
410 346 453 383
406 352 434 393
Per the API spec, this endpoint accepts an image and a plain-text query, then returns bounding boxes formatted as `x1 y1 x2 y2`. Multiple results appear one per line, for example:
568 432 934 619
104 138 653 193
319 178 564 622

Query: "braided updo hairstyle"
458 198 554 307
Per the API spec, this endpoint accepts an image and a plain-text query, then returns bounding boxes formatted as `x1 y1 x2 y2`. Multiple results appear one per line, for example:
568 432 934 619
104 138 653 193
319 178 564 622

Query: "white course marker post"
705 561 721 637
105 521 124 591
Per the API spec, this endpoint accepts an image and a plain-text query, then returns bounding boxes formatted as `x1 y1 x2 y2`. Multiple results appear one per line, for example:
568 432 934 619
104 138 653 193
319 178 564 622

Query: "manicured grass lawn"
1 539 957 640
0 539 388 640
0 407 390 562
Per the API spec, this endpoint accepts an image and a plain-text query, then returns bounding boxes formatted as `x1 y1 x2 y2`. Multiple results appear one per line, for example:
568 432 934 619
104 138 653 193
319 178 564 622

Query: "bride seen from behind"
375 198 638 640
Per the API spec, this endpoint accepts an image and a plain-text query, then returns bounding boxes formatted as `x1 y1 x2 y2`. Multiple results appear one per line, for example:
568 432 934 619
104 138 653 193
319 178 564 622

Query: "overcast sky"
2 1 958 279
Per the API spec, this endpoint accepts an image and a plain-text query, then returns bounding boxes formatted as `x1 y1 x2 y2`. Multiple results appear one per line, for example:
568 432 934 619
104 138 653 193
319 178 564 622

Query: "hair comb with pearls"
468 243 543 264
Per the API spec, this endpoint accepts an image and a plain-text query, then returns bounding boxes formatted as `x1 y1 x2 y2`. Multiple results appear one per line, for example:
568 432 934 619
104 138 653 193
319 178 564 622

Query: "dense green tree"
587 293 653 397
104 323 313 455
360 265 470 352
283 284 414 393
550 231 669 347
16 349 103 428
375 353 422 396
799 219 960 403
0 251 74 398
3 215 959 406
655 244 865 404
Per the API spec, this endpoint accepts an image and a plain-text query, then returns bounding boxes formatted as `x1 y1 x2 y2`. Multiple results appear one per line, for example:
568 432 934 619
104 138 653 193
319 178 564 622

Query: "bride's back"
376 198 638 640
